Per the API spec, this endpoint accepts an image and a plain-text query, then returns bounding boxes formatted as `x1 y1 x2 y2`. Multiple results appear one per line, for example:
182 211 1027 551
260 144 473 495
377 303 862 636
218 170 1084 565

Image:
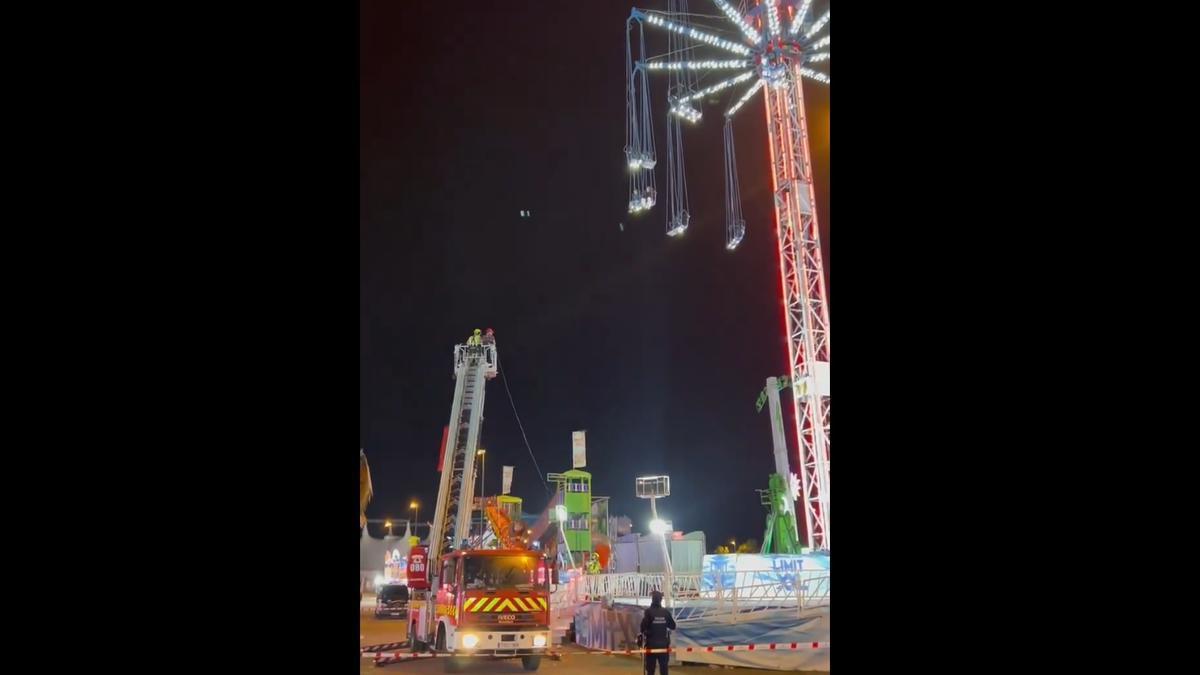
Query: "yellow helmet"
474 329 482 335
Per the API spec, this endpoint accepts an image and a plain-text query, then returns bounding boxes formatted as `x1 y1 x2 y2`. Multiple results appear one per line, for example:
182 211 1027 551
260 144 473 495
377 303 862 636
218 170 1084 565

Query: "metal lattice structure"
427 342 499 575
622 0 830 550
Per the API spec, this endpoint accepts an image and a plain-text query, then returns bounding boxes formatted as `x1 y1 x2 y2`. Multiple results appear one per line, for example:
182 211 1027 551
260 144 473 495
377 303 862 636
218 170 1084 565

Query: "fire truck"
408 337 554 672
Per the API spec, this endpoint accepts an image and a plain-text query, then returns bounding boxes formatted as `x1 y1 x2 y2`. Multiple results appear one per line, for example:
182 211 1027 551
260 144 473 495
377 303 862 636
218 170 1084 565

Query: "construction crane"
410 337 552 672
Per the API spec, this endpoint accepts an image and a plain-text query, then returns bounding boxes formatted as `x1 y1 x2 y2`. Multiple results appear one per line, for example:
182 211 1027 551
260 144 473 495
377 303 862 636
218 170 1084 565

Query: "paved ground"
361 612 822 674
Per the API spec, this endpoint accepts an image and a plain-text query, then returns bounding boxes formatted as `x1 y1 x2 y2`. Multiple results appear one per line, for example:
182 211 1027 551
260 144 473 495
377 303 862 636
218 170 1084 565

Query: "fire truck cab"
411 548 553 672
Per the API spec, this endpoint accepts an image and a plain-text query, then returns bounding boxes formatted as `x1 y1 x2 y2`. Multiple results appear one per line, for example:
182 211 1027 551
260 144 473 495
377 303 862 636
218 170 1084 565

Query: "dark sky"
360 0 829 550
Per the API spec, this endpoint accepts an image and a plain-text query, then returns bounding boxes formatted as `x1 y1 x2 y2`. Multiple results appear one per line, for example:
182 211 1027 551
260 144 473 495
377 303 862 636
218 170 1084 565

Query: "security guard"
639 590 676 675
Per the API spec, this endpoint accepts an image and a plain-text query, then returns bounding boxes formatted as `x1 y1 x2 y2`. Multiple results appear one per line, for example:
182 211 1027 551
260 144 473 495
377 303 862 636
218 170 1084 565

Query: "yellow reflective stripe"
464 596 551 612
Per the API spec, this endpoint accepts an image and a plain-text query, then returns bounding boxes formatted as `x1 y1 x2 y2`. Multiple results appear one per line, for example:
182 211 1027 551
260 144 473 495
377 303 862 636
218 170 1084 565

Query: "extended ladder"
427 342 498 581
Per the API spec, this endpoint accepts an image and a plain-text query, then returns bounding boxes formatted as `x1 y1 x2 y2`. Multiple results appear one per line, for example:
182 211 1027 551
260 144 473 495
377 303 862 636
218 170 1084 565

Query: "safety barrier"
576 571 830 623
360 641 408 653
576 572 690 600
365 642 830 665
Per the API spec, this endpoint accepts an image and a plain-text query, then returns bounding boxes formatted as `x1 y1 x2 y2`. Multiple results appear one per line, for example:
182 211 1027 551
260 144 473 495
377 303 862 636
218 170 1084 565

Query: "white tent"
360 522 416 592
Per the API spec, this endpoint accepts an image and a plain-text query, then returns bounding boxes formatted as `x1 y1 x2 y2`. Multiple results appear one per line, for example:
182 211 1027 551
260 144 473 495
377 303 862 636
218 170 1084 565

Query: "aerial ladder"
427 340 498 573
411 337 552 672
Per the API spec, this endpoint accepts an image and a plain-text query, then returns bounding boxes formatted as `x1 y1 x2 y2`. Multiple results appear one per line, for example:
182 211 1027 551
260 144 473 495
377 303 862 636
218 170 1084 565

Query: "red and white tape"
366 642 830 663
360 641 408 653
574 643 831 655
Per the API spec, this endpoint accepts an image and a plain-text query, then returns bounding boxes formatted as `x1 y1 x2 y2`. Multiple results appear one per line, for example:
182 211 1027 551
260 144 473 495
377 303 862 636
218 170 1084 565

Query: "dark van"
375 584 410 619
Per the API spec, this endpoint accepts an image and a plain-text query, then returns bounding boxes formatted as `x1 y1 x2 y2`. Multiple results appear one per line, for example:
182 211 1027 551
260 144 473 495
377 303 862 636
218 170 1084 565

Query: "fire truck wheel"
436 624 447 651
522 655 542 671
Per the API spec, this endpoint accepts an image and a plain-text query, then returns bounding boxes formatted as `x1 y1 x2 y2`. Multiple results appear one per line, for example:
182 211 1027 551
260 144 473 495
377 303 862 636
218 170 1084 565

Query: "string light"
678 71 755 104
789 0 815 36
713 0 762 46
766 0 782 39
645 60 751 70
806 10 830 39
798 67 830 84
726 79 765 118
641 11 753 56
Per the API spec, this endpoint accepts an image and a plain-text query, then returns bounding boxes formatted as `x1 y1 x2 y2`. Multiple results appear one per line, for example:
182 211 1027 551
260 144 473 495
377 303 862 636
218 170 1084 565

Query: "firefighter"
467 329 482 347
639 590 676 675
587 556 601 575
482 327 495 345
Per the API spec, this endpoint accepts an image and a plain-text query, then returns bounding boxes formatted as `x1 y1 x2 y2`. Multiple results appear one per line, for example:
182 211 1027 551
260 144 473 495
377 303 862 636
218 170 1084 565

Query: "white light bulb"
790 0 814 36
806 10 830 39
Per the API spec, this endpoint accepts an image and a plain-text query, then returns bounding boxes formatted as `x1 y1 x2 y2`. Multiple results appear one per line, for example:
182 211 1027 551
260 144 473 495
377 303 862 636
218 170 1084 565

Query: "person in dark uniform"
639 590 676 675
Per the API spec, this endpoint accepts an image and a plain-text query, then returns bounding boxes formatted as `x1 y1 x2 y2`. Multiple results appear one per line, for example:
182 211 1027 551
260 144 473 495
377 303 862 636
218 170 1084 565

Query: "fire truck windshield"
462 555 539 591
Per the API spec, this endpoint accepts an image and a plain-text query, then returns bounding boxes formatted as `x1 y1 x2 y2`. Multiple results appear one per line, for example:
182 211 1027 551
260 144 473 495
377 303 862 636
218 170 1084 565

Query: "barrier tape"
360 641 408 653
366 642 830 664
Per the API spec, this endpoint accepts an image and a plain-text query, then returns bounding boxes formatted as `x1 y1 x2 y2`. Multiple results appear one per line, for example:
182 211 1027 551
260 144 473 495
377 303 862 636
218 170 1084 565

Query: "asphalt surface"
360 614 822 674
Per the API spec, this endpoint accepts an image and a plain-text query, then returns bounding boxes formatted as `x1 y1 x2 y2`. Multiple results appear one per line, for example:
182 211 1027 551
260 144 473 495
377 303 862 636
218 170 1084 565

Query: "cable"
499 360 551 498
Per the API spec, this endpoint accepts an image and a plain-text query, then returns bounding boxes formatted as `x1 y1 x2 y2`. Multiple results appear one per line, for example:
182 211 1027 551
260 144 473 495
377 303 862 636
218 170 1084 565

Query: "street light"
385 519 393 536
477 448 486 499
410 501 419 535
636 475 674 607
554 504 576 572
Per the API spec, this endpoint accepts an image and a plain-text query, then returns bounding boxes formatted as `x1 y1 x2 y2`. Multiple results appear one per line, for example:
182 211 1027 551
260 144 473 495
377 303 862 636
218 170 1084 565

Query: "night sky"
360 0 829 549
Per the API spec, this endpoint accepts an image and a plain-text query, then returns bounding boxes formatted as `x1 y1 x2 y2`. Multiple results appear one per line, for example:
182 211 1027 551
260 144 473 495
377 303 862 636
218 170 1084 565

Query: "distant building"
360 522 418 593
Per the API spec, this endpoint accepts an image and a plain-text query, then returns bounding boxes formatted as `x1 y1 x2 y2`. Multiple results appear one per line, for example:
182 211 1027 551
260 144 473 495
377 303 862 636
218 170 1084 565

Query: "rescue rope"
498 360 551 498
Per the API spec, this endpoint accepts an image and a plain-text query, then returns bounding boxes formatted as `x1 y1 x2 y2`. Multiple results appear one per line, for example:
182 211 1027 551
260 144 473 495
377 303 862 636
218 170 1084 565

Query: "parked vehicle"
375 583 410 619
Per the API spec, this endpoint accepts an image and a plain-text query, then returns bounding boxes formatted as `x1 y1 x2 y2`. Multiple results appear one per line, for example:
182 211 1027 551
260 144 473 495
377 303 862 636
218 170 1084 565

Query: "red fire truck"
409 337 555 671
410 548 553 672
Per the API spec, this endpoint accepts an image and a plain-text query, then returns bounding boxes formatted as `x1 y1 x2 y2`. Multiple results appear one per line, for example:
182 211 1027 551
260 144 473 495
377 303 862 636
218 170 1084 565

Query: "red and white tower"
623 0 830 549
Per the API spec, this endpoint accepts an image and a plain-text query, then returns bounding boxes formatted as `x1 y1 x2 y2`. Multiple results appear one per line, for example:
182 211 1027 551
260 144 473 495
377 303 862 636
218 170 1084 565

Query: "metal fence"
567 571 829 624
